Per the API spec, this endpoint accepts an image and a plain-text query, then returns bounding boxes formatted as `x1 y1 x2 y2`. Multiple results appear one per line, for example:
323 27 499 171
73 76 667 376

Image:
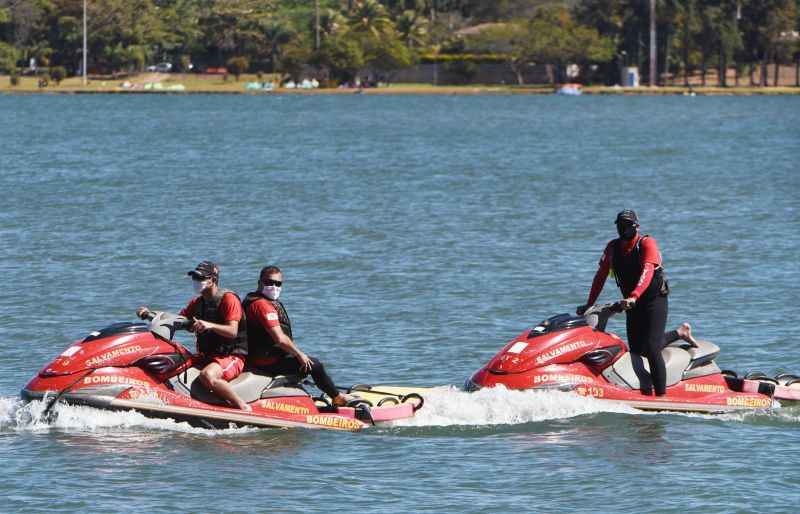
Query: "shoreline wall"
390 63 550 85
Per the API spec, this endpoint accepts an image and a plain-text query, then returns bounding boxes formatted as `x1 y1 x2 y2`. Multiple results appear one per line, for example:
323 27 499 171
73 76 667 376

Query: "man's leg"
306 358 354 406
644 295 669 396
627 309 652 395
675 323 699 346
664 323 699 346
199 361 251 411
265 357 351 406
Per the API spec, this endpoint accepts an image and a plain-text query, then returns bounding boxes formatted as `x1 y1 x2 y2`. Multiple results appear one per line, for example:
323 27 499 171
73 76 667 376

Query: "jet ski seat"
257 375 308 399
172 368 307 406
670 340 722 380
667 339 720 366
603 347 692 390
603 338 724 390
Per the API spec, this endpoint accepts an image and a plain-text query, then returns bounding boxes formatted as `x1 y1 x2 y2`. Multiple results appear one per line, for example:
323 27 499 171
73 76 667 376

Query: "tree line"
0 0 797 86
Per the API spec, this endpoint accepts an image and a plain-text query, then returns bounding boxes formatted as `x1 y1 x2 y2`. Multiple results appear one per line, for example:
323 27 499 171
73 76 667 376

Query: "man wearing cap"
242 265 354 407
137 261 251 411
577 210 670 396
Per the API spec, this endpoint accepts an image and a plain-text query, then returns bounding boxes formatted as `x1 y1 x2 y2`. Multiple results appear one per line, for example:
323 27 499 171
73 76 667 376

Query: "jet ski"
21 312 423 431
465 303 800 413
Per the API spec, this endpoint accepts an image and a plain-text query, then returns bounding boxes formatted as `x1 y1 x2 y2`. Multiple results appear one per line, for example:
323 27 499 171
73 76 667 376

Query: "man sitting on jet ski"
137 260 252 411
242 265 354 407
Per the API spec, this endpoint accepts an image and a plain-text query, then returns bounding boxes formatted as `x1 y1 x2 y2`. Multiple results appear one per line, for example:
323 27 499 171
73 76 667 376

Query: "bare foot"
676 323 699 347
239 403 253 412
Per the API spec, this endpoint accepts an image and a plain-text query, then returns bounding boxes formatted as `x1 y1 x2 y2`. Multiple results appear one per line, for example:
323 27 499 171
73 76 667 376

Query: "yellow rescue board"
348 385 437 406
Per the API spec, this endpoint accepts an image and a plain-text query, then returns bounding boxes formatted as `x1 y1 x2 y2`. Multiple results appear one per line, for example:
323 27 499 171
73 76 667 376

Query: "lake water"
1 93 798 513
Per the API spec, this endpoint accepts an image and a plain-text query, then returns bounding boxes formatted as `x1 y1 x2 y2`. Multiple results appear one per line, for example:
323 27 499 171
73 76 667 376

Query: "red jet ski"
21 312 422 431
465 304 800 413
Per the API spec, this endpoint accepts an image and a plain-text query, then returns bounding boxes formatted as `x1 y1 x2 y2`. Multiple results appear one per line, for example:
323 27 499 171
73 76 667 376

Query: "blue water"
1 94 799 513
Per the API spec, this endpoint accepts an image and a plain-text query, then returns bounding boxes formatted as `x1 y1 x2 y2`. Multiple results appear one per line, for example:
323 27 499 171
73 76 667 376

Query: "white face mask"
262 285 281 300
193 279 211 295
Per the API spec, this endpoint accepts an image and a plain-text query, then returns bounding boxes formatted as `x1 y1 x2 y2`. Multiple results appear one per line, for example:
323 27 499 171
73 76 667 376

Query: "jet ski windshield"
527 313 588 339
82 322 148 343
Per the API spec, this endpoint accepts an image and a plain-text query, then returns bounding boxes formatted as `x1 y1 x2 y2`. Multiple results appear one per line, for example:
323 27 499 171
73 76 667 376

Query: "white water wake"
4 390 796 434
1 388 640 434
390 385 640 427
0 396 257 436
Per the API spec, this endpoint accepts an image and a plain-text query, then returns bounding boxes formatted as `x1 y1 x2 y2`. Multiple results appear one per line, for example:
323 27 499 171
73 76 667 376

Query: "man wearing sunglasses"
243 265 353 407
576 210 670 396
137 260 251 411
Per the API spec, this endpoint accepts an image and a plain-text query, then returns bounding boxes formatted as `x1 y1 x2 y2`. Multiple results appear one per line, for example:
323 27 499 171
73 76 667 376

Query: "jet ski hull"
466 306 798 414
466 366 777 414
21 383 416 431
22 316 421 432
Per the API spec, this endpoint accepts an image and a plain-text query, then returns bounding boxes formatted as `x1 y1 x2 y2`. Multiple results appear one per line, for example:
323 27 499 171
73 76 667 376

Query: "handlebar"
582 302 623 332
145 311 192 341
583 302 623 316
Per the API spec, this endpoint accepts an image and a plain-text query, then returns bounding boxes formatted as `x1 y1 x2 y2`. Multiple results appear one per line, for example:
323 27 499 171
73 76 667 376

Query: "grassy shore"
2 73 798 95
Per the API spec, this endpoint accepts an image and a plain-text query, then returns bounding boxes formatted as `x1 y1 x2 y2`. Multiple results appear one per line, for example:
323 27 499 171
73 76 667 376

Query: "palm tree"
261 18 295 72
312 8 347 40
396 9 429 48
347 0 394 39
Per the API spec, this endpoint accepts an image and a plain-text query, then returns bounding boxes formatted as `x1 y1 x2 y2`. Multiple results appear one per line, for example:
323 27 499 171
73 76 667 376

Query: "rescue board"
348 385 437 408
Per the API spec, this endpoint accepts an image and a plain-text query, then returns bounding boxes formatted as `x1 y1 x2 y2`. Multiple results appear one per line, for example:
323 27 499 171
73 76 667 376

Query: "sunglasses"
262 279 282 287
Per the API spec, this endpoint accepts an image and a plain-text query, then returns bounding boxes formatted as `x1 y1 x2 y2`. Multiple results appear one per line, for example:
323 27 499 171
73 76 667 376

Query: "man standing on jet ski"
577 210 670 396
137 261 252 411
243 265 353 407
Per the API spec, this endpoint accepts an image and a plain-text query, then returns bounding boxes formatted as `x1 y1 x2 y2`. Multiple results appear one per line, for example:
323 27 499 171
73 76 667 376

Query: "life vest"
194 290 248 357
242 292 293 363
611 235 669 300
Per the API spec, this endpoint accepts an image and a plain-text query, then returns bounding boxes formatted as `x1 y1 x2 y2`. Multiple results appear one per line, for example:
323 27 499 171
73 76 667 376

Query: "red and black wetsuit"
242 292 340 399
586 234 670 395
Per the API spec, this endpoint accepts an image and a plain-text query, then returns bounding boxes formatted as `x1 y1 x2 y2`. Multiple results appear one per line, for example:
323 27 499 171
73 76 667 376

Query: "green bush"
50 66 67 84
0 41 18 73
226 56 249 81
9 70 20 86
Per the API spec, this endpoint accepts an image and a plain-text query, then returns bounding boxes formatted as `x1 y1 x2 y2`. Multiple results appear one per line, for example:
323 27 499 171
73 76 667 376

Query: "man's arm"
627 237 662 302
192 293 241 338
193 319 239 338
266 325 313 373
248 300 312 372
586 243 612 306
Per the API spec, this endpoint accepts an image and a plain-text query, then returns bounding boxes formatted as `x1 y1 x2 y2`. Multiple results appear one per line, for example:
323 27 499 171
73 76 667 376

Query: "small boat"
556 83 583 96
22 312 422 431
465 303 800 413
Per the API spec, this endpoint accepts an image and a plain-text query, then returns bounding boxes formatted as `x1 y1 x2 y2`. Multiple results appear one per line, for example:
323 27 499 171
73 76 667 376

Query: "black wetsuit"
613 237 670 395
256 355 339 399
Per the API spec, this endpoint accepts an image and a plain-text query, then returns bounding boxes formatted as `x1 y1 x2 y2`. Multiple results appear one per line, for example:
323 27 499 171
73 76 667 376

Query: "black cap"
615 209 639 225
188 260 219 280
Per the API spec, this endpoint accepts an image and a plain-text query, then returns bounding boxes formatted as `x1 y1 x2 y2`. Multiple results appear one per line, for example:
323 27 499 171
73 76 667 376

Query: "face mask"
262 285 281 300
617 223 637 240
193 279 210 295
